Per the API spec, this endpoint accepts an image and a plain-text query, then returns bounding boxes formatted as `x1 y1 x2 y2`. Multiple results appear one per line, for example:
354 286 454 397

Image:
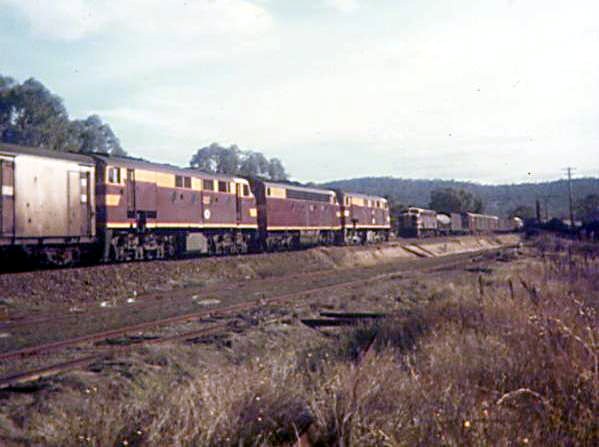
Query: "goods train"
0 143 390 265
398 207 522 238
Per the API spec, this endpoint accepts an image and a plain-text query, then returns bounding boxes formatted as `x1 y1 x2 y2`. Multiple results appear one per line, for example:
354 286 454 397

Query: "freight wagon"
462 212 499 234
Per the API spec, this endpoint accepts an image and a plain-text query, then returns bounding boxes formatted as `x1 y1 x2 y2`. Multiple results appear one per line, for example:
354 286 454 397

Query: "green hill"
321 177 599 218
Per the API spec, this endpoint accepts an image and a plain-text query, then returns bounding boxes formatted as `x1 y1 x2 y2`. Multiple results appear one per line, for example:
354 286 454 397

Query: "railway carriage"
0 144 95 265
336 191 390 243
251 180 340 250
94 156 258 261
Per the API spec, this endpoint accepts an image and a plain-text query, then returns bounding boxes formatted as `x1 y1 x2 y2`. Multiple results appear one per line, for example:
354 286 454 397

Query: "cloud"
1 0 273 41
4 0 599 183
325 0 359 13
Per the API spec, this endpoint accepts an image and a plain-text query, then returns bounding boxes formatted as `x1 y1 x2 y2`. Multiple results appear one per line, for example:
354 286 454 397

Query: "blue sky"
1 0 598 183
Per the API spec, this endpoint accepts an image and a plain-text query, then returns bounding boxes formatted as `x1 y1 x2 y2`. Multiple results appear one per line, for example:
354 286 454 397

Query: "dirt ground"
0 235 518 314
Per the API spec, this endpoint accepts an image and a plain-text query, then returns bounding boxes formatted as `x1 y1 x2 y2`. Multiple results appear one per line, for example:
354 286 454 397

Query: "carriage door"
126 169 136 219
0 160 15 237
80 171 92 236
67 171 82 236
235 183 243 224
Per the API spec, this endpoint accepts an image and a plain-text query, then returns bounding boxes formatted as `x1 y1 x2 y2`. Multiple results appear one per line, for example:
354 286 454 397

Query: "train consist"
0 143 390 264
0 143 525 266
398 207 523 238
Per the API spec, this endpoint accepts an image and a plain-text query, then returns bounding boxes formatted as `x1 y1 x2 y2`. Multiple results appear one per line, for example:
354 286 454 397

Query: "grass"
1 237 597 446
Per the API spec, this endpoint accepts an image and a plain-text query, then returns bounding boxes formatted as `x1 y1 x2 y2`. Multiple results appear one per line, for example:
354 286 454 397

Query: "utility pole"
564 167 576 229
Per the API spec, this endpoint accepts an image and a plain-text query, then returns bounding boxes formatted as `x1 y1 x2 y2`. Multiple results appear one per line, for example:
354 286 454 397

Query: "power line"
563 167 576 228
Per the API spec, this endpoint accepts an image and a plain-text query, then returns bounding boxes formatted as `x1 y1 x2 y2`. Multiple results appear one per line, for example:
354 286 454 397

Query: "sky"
1 0 598 184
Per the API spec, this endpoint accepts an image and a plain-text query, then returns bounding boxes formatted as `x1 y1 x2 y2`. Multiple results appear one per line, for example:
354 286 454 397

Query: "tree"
267 157 288 181
576 194 599 222
508 205 535 220
0 75 125 155
71 115 125 156
429 188 484 214
190 143 289 181
0 78 73 151
190 143 241 174
239 151 269 178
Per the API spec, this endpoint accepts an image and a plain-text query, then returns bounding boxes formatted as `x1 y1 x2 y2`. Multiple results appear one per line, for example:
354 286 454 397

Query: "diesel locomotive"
0 143 390 265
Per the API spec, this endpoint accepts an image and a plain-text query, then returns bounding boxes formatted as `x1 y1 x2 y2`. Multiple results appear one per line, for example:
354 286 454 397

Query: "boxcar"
0 143 96 264
251 180 340 250
462 212 499 233
398 207 438 238
94 155 257 260
336 191 390 243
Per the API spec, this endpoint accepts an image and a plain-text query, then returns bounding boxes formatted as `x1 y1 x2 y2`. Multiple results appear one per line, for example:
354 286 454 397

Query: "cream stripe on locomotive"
266 226 342 231
106 222 257 229
346 224 391 229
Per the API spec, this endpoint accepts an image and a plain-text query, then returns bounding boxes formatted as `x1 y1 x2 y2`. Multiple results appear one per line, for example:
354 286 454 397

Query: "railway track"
0 247 514 390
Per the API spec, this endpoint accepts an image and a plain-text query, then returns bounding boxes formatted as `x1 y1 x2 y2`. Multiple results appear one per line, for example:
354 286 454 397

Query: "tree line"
190 143 288 181
0 74 288 180
1 76 125 156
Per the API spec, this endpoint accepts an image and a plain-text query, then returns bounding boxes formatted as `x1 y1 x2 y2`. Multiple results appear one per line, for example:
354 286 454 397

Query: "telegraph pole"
564 167 576 229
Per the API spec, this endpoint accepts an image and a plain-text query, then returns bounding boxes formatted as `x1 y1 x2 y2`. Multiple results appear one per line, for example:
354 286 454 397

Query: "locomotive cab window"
218 181 228 193
203 179 214 191
175 175 191 189
243 184 250 196
108 167 121 184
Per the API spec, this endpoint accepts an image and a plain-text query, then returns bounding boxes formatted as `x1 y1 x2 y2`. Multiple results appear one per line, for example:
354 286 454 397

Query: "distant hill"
321 177 599 218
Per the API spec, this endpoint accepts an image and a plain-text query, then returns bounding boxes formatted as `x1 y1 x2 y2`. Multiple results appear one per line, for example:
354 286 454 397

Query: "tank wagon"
0 144 95 265
337 191 390 244
436 213 452 235
497 216 524 233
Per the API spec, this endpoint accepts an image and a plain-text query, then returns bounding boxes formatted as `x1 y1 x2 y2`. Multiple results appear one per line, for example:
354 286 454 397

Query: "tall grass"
8 239 599 446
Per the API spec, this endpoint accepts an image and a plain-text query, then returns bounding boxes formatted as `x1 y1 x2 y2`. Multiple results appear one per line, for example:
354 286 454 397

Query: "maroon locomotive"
251 180 341 250
94 155 258 261
337 191 390 243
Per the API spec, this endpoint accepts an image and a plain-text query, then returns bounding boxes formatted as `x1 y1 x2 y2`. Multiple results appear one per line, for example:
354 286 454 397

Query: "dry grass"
1 238 597 446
